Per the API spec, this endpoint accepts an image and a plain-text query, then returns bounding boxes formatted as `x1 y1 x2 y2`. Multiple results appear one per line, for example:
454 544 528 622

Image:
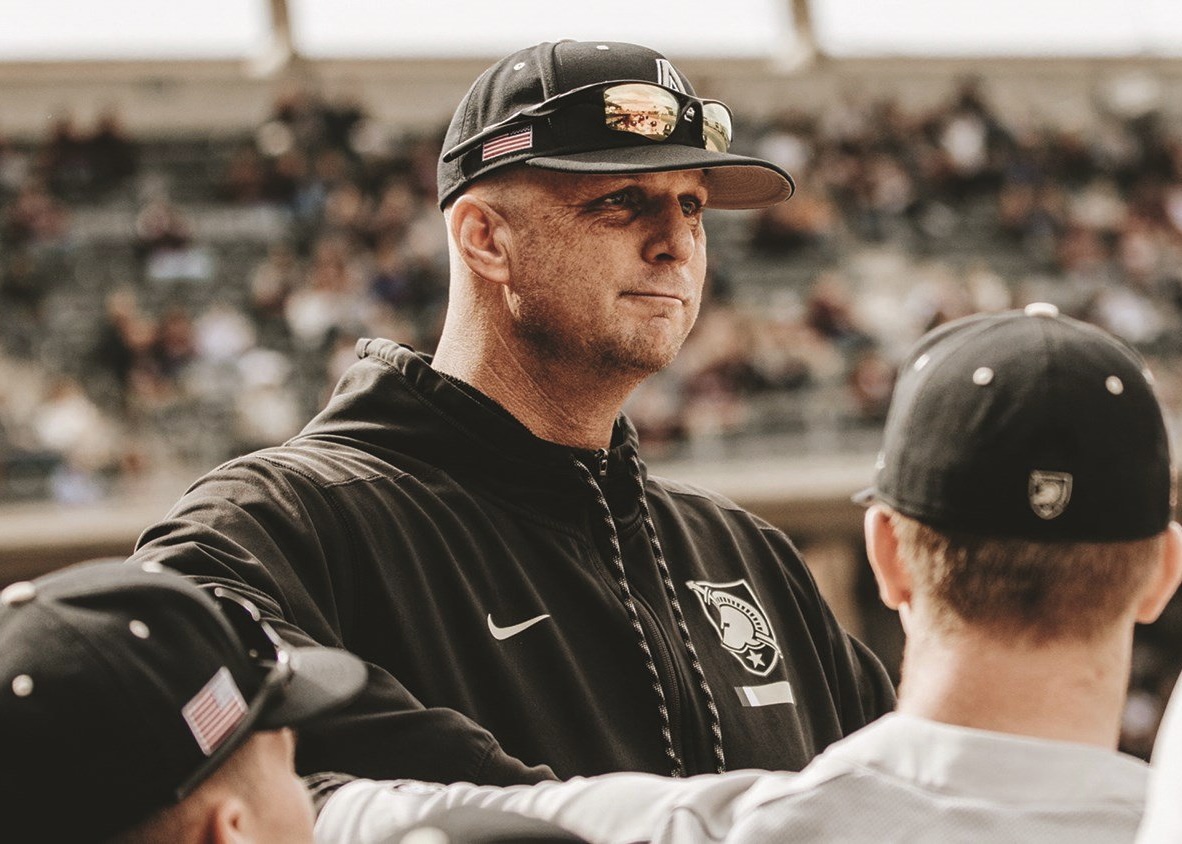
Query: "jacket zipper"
572 457 684 776
630 589 686 767
626 453 726 774
591 446 685 742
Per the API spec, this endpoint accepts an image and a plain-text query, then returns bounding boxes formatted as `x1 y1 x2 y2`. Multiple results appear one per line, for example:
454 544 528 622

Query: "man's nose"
642 201 699 264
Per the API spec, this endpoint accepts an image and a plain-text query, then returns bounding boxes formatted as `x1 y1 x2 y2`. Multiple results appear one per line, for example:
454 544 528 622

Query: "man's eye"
597 190 640 209
680 196 704 216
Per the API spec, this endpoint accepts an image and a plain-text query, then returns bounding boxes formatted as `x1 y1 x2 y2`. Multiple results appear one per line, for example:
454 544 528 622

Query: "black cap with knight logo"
437 40 794 210
855 303 1175 541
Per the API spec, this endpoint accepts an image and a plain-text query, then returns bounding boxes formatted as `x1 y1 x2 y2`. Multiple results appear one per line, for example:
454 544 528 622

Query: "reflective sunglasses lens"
703 102 733 153
602 83 680 141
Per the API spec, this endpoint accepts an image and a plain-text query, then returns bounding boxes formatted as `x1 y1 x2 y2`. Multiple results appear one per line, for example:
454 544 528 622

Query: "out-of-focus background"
2 0 1182 756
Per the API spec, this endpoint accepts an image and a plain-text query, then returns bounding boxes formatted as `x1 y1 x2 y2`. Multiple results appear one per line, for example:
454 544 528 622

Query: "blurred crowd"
4 76 1182 757
3 81 1182 493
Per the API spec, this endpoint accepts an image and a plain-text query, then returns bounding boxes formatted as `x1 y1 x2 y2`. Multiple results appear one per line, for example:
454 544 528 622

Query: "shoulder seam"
252 451 393 489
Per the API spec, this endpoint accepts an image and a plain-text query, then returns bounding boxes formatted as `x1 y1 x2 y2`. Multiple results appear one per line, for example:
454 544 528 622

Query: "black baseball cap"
856 303 1175 541
438 40 794 210
0 559 367 841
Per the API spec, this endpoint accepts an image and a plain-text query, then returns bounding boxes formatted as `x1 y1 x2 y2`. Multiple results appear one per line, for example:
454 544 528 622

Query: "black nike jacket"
130 339 895 785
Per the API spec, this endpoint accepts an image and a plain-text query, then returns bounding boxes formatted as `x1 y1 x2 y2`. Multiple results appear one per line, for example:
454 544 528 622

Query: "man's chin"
601 337 684 377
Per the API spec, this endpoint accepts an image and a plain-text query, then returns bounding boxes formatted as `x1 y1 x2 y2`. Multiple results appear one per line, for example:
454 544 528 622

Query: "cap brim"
526 144 795 210
850 486 877 507
258 646 367 730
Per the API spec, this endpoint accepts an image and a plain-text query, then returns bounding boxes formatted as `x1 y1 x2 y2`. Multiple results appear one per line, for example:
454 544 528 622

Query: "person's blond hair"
887 508 1164 643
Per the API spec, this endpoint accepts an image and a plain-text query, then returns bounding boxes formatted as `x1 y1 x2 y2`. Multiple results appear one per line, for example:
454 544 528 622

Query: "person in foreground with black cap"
0 559 367 843
312 304 1182 844
128 39 893 786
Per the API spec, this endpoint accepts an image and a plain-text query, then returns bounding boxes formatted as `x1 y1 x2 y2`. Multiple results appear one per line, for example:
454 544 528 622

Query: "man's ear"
207 796 250 844
448 194 512 286
1136 521 1182 624
864 504 912 612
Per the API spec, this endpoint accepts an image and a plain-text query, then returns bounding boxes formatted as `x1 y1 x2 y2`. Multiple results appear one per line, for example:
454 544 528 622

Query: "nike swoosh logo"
487 613 551 641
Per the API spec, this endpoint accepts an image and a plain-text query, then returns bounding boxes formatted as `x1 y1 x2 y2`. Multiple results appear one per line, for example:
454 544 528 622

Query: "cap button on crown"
1024 302 1060 318
11 675 33 697
0 582 37 606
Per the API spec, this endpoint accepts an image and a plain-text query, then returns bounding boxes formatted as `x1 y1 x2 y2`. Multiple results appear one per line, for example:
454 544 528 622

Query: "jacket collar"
300 339 646 495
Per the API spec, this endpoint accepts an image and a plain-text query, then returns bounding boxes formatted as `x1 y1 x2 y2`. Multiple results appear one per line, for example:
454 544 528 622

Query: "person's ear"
864 505 912 613
207 796 251 844
1136 521 1182 624
448 195 512 286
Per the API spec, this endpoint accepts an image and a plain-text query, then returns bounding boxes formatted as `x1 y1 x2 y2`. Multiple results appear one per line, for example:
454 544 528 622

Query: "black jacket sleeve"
129 458 555 786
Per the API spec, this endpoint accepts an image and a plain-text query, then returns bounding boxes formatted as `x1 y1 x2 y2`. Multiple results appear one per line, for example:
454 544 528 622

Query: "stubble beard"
515 300 692 383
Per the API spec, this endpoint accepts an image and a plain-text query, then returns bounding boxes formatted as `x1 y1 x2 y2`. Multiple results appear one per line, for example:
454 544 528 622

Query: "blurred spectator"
322 180 371 243
39 114 90 198
752 187 839 253
368 237 416 310
2 179 70 249
31 375 120 501
87 108 138 193
0 131 31 195
91 289 156 410
803 273 871 351
285 235 362 350
250 242 302 347
134 196 212 282
36 110 137 200
221 142 268 203
151 307 198 383
134 195 192 257
194 303 257 364
234 348 303 450
847 349 894 424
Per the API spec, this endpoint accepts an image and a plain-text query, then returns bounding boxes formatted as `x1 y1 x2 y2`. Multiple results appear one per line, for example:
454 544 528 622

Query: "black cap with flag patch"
438 40 794 210
856 303 1175 541
0 559 367 841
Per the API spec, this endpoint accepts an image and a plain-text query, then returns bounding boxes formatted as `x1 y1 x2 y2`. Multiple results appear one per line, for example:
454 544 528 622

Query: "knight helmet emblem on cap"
1029 470 1073 520
687 579 782 677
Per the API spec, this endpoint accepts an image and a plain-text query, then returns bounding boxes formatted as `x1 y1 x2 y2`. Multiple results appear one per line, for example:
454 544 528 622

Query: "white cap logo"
1029 470 1073 520
655 58 686 93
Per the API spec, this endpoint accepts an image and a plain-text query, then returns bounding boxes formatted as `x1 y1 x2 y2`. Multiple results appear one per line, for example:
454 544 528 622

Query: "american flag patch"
182 667 248 756
482 126 533 161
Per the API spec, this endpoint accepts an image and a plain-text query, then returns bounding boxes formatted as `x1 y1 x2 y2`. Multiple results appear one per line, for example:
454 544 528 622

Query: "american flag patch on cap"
482 126 533 161
182 667 248 756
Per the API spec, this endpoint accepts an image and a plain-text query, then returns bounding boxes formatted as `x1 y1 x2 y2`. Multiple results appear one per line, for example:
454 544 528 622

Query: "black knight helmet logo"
1029 470 1073 520
687 579 782 677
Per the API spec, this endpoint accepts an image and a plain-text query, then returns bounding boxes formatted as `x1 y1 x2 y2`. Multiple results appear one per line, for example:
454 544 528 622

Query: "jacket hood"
293 339 646 495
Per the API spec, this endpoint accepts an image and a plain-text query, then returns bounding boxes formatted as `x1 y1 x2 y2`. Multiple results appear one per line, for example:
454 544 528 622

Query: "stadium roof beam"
791 0 821 66
247 0 299 78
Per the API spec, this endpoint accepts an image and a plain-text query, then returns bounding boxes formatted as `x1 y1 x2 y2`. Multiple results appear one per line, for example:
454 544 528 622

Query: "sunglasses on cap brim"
173 587 295 801
443 81 735 164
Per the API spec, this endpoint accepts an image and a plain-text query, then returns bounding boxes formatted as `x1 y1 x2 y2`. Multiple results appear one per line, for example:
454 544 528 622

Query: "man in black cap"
313 304 1182 843
129 40 893 785
0 559 367 843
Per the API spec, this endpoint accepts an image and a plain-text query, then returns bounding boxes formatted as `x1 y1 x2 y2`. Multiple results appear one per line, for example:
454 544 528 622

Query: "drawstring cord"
572 454 727 776
628 453 726 775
